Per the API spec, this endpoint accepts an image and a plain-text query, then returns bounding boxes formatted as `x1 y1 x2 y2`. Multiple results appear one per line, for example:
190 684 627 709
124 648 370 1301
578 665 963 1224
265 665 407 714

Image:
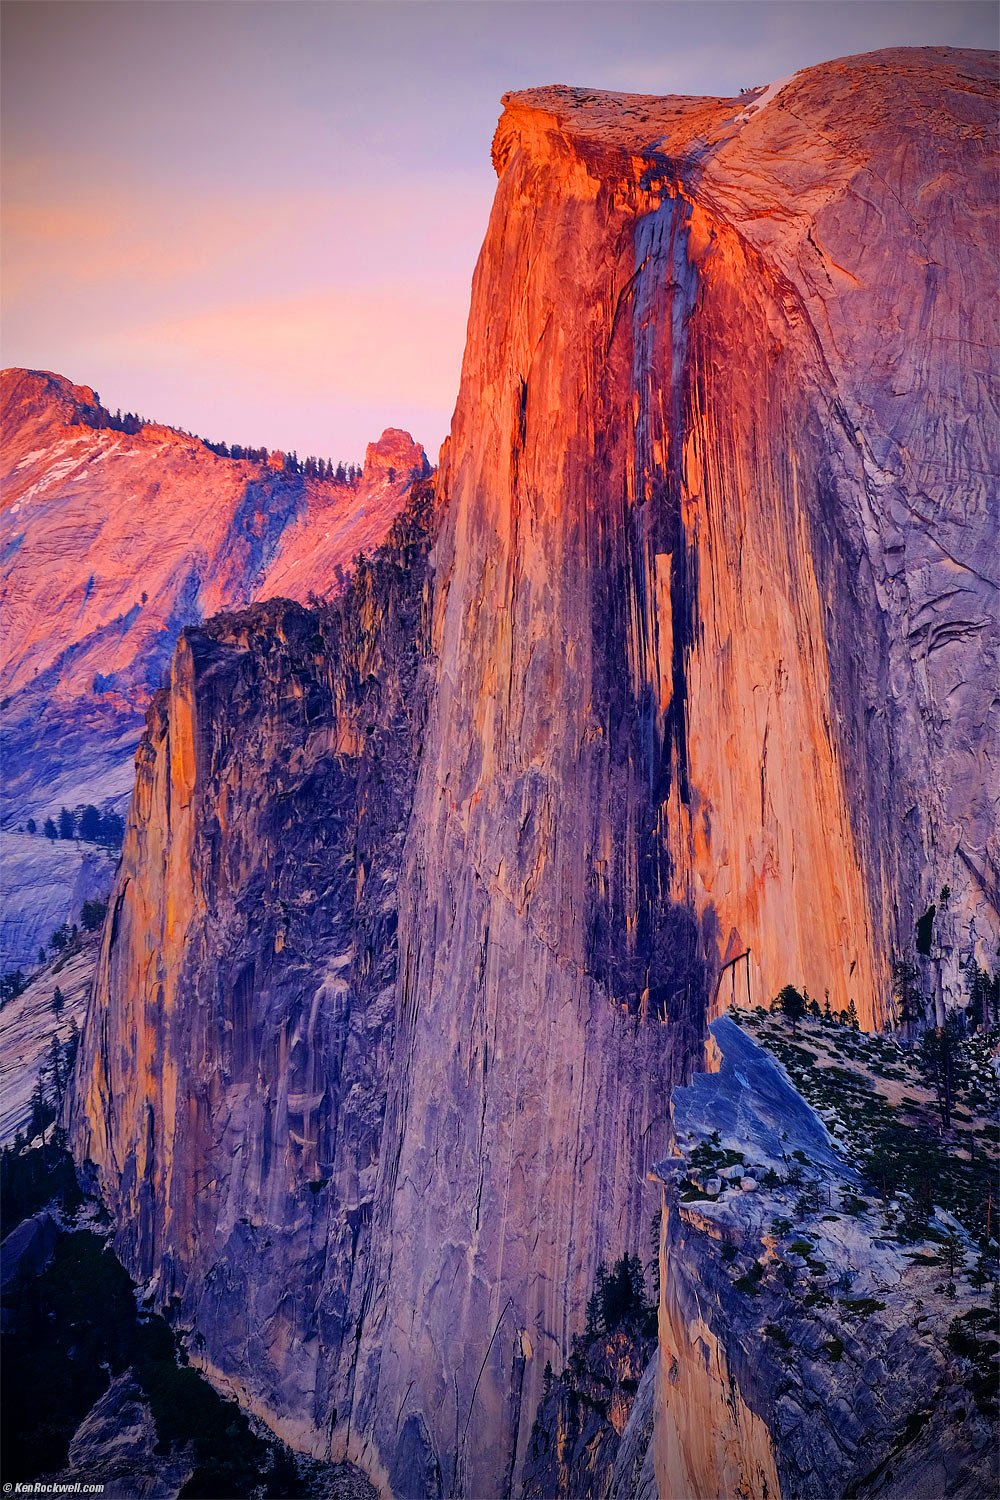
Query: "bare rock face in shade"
71 491 437 1458
70 46 997 1500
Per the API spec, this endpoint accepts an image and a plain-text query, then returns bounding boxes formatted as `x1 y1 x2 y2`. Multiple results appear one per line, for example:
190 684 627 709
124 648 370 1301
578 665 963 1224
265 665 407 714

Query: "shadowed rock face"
71 488 436 1455
70 45 996 1500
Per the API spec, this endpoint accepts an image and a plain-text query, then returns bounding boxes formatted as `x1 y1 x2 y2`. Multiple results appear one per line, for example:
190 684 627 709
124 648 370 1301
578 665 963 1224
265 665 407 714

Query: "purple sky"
2 0 994 465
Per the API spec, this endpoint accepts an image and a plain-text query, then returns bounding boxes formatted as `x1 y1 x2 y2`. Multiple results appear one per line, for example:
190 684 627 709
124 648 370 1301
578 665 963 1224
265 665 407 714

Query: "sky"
2 0 995 464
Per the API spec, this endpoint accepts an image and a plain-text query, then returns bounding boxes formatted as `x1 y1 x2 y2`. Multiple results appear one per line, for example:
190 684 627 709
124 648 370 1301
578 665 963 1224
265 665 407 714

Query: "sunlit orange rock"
349 46 998 1495
68 45 997 1500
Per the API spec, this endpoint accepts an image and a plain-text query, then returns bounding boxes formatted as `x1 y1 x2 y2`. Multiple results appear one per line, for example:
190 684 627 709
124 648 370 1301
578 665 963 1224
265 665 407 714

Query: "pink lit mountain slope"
0 368 428 964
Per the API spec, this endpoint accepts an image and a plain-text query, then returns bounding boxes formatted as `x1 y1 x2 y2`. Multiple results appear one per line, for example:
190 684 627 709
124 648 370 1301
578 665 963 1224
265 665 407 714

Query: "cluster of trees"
772 984 859 1033
964 955 1000 1032
77 393 364 484
772 957 998 1136
776 945 999 1048
0 1132 82 1233
80 399 149 436
1 970 27 1005
80 899 108 931
43 903 104 962
22 805 125 848
202 438 269 462
893 951 999 1037
583 1253 657 1339
201 441 362 482
283 452 362 481
918 1015 965 1131
42 901 108 963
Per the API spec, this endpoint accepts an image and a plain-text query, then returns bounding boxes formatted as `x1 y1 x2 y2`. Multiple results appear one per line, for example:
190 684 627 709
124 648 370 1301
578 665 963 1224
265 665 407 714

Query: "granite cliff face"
72 488 436 1456
348 44 997 1495
69 45 997 1500
0 368 427 965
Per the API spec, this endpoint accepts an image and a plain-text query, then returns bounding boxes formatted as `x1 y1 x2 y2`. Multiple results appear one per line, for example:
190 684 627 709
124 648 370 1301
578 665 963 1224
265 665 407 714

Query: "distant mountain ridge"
0 367 429 966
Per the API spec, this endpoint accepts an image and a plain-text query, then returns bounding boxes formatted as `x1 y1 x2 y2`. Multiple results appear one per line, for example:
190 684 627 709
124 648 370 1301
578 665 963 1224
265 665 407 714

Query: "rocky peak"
363 427 430 484
491 82 737 178
0 367 102 437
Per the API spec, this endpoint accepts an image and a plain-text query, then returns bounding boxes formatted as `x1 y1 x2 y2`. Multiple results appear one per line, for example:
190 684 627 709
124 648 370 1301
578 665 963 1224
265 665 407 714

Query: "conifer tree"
776 984 806 1034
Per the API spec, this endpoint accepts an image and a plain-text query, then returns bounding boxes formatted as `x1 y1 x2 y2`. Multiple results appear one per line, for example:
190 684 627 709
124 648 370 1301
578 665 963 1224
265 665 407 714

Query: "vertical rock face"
70 45 997 1500
71 490 436 1451
348 46 997 1495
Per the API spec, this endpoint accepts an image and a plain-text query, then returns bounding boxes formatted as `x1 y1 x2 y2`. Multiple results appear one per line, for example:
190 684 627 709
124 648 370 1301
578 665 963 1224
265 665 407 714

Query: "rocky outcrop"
71 486 436 1455
45 1375 197 1500
261 428 431 601
522 1315 657 1499
653 1014 996 1499
0 829 115 971
69 44 997 1500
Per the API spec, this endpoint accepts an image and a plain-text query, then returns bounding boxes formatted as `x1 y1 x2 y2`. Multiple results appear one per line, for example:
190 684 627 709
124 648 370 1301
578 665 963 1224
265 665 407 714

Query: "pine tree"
919 1013 965 1131
585 1262 606 1337
81 898 107 932
78 804 101 842
892 956 922 1035
776 984 806 1034
52 985 64 1015
649 1207 662 1303
942 1227 964 1278
29 1077 53 1138
64 1017 80 1076
48 1033 64 1098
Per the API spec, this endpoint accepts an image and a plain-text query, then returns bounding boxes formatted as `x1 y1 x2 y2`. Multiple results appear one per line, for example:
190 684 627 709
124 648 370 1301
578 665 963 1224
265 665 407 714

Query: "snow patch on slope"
735 71 798 125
